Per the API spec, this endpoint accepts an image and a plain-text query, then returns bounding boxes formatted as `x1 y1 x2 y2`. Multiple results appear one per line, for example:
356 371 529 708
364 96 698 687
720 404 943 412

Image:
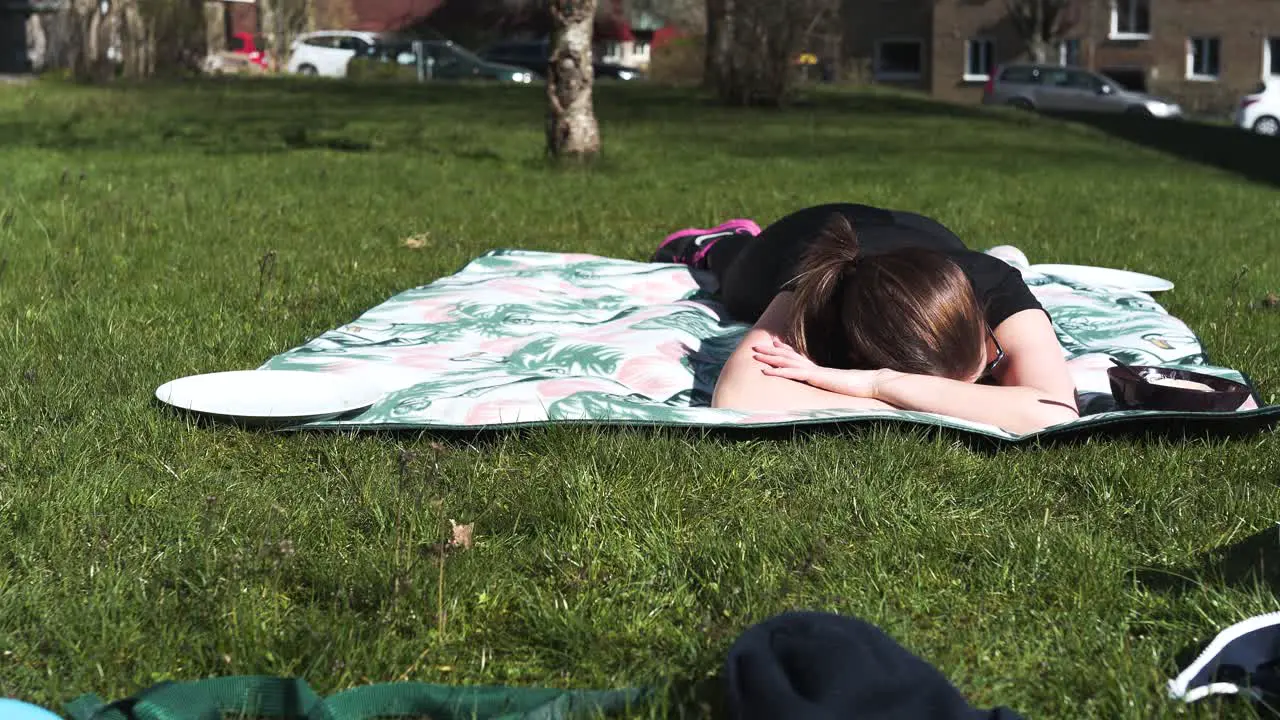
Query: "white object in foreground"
1029 264 1175 292
1168 607 1280 704
155 370 383 424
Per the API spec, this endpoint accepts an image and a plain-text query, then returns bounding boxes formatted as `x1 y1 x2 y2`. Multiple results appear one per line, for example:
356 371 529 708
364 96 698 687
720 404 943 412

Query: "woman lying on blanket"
652 203 1080 434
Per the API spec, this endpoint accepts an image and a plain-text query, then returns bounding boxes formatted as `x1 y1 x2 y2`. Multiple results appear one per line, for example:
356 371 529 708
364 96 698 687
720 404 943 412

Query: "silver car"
981 63 1183 118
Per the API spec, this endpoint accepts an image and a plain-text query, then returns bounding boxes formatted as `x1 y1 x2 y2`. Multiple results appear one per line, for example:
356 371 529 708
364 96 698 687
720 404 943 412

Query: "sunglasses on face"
984 324 1006 377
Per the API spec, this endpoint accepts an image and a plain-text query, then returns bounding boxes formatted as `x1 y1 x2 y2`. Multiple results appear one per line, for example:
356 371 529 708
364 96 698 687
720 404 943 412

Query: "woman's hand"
751 339 886 399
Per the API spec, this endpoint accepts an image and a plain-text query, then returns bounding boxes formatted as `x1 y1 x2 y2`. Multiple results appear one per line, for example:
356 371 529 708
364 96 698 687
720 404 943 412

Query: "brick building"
844 0 1280 111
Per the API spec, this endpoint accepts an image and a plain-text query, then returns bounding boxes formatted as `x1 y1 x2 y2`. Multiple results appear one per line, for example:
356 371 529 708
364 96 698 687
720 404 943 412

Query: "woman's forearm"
712 306 898 414
713 375 896 413
873 371 1079 434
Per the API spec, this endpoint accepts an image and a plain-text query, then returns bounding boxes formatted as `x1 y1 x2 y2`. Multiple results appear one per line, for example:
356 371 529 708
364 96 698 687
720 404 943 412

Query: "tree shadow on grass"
1046 111 1280 189
0 77 542 156
0 77 1038 157
703 130 1132 171
1134 523 1280 597
1132 523 1280 718
789 88 1027 123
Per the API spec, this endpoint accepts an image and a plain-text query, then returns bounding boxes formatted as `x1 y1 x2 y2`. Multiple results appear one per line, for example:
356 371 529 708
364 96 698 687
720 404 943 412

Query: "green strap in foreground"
64 676 651 720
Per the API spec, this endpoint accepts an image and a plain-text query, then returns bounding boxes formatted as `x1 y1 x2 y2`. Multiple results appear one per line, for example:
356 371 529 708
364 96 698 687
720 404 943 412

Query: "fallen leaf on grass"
449 519 474 549
402 233 430 249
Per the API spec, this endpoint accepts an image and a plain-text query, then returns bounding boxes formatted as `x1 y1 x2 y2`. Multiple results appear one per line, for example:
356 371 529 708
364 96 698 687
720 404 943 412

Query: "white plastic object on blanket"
986 245 1030 270
1029 264 1175 292
155 370 385 424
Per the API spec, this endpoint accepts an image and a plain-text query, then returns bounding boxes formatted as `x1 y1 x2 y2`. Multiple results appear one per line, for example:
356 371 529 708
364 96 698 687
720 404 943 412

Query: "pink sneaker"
651 218 761 266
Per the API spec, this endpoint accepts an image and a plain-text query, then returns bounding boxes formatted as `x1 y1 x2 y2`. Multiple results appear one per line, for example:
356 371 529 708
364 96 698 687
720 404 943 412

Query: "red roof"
350 0 445 32
333 0 673 40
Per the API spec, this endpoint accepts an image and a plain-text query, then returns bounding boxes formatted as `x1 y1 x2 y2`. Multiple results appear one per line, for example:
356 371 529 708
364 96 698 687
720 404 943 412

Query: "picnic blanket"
63 675 647 720
258 249 1279 442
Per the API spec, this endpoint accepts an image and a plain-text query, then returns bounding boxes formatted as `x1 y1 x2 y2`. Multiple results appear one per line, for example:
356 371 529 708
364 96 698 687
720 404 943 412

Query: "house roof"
350 0 445 32
340 0 668 37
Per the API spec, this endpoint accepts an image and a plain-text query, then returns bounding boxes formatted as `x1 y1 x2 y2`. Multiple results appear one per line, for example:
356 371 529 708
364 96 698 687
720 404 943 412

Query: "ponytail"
784 213 859 364
779 211 987 379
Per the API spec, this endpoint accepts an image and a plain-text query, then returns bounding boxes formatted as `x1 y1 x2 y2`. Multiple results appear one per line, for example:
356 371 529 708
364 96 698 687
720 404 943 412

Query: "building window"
1058 38 1082 66
1187 36 1220 80
1267 37 1280 80
964 38 994 80
874 39 923 80
1110 0 1151 39
600 41 622 62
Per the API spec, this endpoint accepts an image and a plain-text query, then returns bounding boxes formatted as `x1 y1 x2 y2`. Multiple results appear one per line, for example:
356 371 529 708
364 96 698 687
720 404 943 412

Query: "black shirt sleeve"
956 253 1047 328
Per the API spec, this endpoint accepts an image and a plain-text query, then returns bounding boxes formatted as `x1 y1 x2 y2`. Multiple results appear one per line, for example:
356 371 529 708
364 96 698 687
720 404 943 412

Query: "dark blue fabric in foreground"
1168 611 1280 715
724 611 1024 720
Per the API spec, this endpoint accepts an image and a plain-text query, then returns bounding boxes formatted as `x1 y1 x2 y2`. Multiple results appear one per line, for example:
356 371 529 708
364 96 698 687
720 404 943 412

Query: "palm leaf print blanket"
259 249 1278 442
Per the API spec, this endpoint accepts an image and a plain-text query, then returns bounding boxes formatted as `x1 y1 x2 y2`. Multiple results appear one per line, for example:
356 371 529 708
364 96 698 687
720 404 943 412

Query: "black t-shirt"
715 203 1045 329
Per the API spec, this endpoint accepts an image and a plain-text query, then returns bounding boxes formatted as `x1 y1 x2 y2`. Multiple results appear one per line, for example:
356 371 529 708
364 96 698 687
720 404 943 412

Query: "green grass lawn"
2 77 1280 719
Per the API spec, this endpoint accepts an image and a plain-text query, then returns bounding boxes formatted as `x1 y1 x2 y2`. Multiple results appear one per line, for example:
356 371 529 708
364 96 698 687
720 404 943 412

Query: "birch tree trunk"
1029 0 1046 62
258 0 308 72
1005 0 1077 65
546 0 600 159
1029 36 1050 63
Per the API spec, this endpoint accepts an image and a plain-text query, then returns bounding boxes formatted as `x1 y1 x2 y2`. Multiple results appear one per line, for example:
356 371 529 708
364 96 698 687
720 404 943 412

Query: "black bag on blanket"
724 611 1023 720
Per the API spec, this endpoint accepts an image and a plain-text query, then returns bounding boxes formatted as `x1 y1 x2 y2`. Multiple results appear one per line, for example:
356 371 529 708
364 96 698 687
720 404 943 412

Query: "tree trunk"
1030 0 1046 62
703 0 721 88
26 13 46 71
121 0 151 78
703 0 734 91
546 0 600 160
1029 35 1050 63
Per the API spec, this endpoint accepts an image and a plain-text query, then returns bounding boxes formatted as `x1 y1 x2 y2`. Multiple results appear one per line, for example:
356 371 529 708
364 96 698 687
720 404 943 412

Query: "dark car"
361 38 537 84
480 39 646 81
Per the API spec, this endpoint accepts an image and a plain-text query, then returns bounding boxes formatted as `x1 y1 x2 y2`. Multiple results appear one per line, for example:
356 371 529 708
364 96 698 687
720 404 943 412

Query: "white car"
285 30 382 78
1236 82 1280 136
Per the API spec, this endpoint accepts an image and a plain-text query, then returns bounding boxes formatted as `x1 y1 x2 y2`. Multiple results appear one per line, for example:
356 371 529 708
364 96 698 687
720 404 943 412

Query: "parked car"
229 31 270 71
204 32 270 75
286 30 385 77
357 39 537 84
981 63 1183 118
479 39 646 81
1236 82 1279 136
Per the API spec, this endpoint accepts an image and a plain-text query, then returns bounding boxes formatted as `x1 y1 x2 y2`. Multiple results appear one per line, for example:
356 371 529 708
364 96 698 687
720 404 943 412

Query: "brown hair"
783 214 987 380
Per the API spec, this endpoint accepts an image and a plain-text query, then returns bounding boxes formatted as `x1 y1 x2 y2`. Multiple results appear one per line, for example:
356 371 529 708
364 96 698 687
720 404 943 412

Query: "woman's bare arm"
872 309 1079 433
711 293 896 412
749 308 1080 434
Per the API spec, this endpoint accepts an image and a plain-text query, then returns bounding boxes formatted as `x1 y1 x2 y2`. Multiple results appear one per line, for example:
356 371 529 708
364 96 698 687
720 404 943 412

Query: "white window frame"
1186 36 1221 81
600 41 623 64
1058 38 1082 67
1266 37 1280 82
873 38 924 81
963 37 995 82
1109 0 1151 40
